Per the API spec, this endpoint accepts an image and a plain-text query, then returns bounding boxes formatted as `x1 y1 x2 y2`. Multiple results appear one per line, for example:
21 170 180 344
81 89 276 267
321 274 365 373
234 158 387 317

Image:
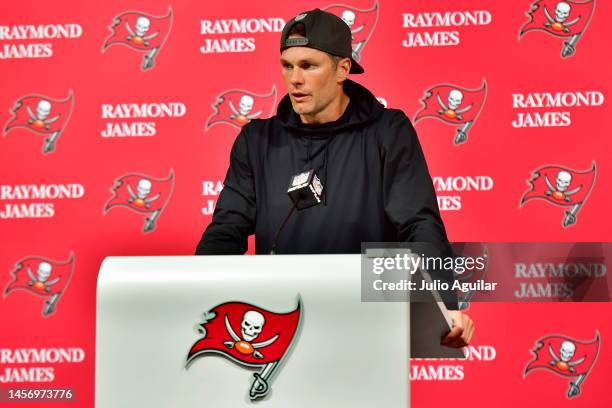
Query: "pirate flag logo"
186 298 302 400
103 169 174 233
4 254 74 316
323 0 379 62
519 0 595 58
524 332 600 398
205 86 277 131
3 91 74 154
520 162 596 227
102 7 173 71
414 81 487 145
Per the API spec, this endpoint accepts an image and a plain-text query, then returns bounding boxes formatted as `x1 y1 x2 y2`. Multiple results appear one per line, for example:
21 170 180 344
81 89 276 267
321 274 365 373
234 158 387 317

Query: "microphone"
287 169 324 209
270 169 324 254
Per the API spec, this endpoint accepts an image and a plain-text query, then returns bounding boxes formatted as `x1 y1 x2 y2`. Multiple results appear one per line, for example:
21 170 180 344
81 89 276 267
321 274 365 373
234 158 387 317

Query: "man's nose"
290 68 304 85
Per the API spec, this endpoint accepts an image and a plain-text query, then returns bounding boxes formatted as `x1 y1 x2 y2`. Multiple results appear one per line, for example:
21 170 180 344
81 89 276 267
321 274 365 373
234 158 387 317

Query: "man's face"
280 46 345 123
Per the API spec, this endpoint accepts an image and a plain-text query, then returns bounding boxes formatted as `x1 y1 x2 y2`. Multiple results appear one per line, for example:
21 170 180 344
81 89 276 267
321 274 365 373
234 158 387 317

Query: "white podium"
96 255 460 408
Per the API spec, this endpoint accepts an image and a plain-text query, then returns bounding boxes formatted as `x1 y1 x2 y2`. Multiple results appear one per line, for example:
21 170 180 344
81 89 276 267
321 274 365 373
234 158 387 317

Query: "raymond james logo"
414 81 487 145
433 176 494 211
519 0 595 58
520 162 596 227
514 260 606 299
201 180 224 216
402 9 492 48
511 90 604 128
3 254 74 316
205 86 276 130
102 7 173 71
524 332 600 398
411 344 496 381
323 1 379 62
103 170 174 233
3 91 74 154
0 183 85 219
199 16 284 54
0 24 82 59
186 298 302 401
0 347 85 383
100 101 186 137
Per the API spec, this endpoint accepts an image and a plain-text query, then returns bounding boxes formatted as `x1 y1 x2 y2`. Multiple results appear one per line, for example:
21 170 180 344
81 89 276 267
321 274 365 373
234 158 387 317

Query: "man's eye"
302 63 312 69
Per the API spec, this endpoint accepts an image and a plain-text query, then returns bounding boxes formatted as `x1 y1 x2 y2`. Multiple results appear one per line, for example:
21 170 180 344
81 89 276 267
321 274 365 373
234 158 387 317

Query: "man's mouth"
291 92 310 102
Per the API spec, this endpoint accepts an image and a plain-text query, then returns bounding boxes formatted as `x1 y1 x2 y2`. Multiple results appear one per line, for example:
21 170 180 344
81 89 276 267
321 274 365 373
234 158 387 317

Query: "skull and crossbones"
548 341 585 373
229 95 262 125
223 310 279 359
543 2 580 33
436 89 473 120
26 100 60 130
341 10 365 60
127 178 161 209
27 262 60 292
544 171 581 202
125 16 159 46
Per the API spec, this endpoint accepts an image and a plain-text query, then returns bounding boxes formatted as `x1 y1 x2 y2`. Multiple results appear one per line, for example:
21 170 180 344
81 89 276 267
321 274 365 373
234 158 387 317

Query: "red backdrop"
1 0 610 406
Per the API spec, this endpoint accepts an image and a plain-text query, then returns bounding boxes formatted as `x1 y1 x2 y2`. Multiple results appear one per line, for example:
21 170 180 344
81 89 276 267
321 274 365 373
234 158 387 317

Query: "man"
196 9 474 347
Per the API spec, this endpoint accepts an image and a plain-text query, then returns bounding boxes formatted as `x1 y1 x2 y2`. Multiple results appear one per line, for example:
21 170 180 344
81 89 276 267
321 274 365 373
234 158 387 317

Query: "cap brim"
349 59 364 74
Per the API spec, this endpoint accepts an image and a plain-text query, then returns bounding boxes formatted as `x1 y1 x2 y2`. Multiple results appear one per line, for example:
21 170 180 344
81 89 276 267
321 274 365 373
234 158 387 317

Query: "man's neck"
299 91 350 125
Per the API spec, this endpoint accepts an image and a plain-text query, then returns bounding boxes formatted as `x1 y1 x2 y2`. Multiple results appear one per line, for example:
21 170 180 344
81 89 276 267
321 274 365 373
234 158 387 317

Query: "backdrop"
1 0 610 406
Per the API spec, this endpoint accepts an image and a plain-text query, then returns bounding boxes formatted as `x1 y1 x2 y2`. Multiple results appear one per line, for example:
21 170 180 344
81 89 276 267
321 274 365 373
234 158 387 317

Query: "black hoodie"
196 79 449 257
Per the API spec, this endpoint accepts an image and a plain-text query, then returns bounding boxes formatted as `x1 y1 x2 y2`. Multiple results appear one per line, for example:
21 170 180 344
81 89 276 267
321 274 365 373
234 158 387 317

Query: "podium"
96 255 462 407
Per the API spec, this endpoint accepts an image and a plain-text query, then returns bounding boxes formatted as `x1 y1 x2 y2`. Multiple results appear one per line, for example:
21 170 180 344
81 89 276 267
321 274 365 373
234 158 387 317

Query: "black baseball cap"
280 9 365 74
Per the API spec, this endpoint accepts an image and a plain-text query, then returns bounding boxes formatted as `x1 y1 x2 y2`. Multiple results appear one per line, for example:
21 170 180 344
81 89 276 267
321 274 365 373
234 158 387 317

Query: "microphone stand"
270 199 300 255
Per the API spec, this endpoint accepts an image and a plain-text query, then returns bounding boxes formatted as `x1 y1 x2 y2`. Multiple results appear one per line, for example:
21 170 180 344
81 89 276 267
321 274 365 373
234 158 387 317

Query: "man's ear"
337 58 351 82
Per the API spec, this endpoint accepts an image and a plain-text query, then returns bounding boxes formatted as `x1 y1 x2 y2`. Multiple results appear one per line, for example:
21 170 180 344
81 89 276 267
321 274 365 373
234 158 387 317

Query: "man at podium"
195 9 473 348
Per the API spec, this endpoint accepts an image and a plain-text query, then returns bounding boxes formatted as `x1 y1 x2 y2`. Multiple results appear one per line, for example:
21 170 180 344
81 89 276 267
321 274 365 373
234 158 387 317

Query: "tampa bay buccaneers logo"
414 81 487 145
520 162 596 227
524 332 600 398
205 86 277 131
3 91 74 154
519 0 595 58
186 298 302 400
102 7 173 71
4 254 74 316
103 169 174 233
323 1 379 62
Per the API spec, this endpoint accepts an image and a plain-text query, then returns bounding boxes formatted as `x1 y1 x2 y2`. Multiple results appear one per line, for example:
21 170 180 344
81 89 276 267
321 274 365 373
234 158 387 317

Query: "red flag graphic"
5 254 74 298
103 8 172 51
4 92 74 135
520 0 595 38
205 86 277 130
104 170 174 214
323 1 379 60
187 300 301 367
414 82 487 125
525 333 600 377
521 162 596 207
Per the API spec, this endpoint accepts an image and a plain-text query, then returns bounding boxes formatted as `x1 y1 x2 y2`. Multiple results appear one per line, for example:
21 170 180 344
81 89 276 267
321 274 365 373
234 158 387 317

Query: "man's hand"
441 310 474 348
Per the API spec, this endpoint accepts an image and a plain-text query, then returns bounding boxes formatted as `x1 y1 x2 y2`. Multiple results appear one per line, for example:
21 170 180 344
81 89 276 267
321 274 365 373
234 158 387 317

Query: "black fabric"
195 79 456 308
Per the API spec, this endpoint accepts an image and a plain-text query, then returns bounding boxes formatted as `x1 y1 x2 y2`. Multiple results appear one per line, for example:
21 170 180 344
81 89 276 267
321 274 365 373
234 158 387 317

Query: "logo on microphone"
4 253 74 316
186 298 302 400
205 86 277 130
3 91 74 154
414 81 487 145
524 332 600 398
102 7 173 71
520 161 596 227
519 0 595 58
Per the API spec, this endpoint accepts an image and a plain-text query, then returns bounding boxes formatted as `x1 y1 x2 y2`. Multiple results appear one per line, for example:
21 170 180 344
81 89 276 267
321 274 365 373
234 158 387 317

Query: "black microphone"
270 169 324 254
